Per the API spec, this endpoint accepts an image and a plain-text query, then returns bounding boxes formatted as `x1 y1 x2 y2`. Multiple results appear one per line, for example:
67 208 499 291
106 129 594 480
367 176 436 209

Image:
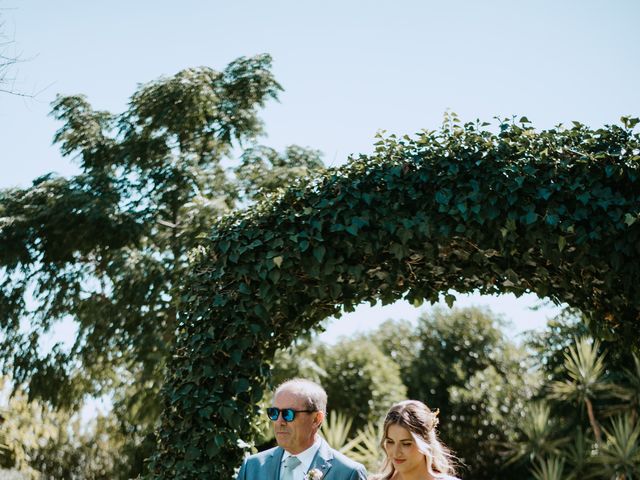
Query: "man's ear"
314 411 325 428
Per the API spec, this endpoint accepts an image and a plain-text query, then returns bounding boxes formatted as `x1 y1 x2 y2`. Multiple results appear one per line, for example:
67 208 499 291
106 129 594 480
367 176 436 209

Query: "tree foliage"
319 339 406 432
0 377 125 479
0 14 23 95
0 54 325 478
152 115 640 478
516 327 640 479
364 318 418 378
405 307 536 478
236 145 324 202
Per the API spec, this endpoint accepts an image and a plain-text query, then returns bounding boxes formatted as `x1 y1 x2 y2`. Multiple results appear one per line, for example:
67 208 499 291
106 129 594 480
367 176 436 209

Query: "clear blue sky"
2 1 639 342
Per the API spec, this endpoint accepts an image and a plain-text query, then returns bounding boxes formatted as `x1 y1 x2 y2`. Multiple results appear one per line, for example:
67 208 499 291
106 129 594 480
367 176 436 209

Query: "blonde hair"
377 400 458 479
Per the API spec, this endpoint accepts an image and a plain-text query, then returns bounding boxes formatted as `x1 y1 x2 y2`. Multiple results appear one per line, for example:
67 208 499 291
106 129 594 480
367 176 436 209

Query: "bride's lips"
393 459 406 464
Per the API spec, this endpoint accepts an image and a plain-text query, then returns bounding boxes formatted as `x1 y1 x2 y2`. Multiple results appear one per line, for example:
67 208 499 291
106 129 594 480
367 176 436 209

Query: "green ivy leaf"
558 235 567 252
444 293 456 308
624 213 637 226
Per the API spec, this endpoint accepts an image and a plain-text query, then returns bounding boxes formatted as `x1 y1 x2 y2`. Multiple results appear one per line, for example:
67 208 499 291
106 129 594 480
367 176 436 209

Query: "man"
237 378 367 480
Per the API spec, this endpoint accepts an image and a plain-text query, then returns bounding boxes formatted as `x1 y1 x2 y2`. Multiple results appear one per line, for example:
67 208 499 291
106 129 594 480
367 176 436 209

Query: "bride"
370 400 461 480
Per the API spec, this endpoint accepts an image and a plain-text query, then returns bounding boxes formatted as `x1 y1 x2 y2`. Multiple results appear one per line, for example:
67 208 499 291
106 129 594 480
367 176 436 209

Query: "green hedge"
149 117 640 478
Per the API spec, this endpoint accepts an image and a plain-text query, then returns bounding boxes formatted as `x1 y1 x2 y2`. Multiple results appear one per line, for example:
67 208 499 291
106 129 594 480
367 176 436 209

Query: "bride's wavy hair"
376 400 458 479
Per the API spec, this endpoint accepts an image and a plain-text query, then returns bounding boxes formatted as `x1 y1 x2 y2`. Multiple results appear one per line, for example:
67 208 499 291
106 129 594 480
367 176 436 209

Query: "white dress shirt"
280 436 321 480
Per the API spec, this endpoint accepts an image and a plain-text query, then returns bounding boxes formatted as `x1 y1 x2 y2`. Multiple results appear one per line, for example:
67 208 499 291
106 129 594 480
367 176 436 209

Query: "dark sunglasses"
266 407 316 422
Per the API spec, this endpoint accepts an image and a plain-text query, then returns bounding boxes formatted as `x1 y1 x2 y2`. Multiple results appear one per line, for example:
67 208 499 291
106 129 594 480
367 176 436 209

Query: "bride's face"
383 424 427 476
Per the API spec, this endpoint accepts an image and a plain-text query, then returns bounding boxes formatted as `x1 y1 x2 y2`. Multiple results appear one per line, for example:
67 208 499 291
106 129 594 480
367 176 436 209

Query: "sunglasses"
266 407 316 422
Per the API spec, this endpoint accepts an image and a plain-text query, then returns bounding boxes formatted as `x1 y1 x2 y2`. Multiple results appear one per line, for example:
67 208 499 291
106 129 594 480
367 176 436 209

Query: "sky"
1 1 639 345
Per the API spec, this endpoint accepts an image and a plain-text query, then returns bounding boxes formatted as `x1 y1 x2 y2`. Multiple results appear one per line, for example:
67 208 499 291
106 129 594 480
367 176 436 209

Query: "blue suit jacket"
237 437 367 480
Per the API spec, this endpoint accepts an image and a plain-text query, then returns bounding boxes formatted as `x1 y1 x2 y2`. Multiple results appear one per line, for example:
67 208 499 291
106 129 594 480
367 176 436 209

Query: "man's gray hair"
275 378 327 414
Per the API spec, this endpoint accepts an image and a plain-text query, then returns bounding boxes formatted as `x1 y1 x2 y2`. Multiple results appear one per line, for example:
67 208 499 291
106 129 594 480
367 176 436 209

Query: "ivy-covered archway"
150 117 640 479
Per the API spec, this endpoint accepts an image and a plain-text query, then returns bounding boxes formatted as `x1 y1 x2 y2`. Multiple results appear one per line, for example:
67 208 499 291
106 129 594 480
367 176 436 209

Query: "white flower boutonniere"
304 468 324 480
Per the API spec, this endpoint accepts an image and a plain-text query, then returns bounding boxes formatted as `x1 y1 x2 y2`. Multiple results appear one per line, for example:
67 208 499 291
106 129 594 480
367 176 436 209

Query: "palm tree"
345 421 385 472
505 402 568 466
549 337 609 445
318 412 384 471
589 413 640 479
610 353 640 424
562 427 594 480
320 411 354 453
530 456 566 480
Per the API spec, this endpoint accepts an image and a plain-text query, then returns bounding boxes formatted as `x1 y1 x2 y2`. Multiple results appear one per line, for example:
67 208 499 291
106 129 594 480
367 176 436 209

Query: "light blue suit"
237 437 367 480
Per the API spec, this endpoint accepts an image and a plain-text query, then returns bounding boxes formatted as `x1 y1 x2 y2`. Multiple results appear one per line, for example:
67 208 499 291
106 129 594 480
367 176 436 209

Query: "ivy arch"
150 117 640 478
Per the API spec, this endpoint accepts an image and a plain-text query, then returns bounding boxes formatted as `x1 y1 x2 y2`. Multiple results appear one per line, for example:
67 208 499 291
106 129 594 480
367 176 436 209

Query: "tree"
236 145 324 202
589 413 640 479
0 10 34 98
1 375 134 479
530 456 566 480
0 14 19 94
504 402 568 468
365 318 419 378
319 339 407 433
549 337 610 445
524 318 640 479
0 54 325 478
407 307 536 479
522 308 591 383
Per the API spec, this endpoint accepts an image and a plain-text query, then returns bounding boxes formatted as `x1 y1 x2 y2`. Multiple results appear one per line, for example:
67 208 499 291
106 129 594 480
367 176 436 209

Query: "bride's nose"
393 443 402 456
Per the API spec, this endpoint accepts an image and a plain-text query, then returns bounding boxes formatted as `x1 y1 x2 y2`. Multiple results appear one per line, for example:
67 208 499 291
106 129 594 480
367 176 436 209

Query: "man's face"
271 388 322 454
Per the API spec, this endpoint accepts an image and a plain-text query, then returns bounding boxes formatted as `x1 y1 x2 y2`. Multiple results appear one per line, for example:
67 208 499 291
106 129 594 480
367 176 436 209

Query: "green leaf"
522 211 538 225
346 224 359 236
577 192 591 204
268 269 281 283
313 245 326 262
185 446 200 461
546 213 559 226
389 243 404 259
435 189 452 205
272 255 283 268
558 236 567 252
232 378 250 394
206 440 219 458
624 213 637 226
444 293 456 308
538 187 552 200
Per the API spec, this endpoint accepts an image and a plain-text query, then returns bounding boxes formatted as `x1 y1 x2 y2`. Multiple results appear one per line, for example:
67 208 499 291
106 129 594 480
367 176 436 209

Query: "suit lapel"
268 447 285 479
308 438 334 478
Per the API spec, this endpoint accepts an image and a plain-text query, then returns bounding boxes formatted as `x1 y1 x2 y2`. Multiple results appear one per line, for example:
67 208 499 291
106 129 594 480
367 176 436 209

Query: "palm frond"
563 427 595 480
343 421 385 472
530 456 566 480
588 413 640 478
320 410 353 452
504 402 568 466
549 337 608 404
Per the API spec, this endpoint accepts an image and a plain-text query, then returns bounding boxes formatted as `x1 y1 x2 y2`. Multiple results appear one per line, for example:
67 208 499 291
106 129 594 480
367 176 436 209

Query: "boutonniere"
304 468 324 480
